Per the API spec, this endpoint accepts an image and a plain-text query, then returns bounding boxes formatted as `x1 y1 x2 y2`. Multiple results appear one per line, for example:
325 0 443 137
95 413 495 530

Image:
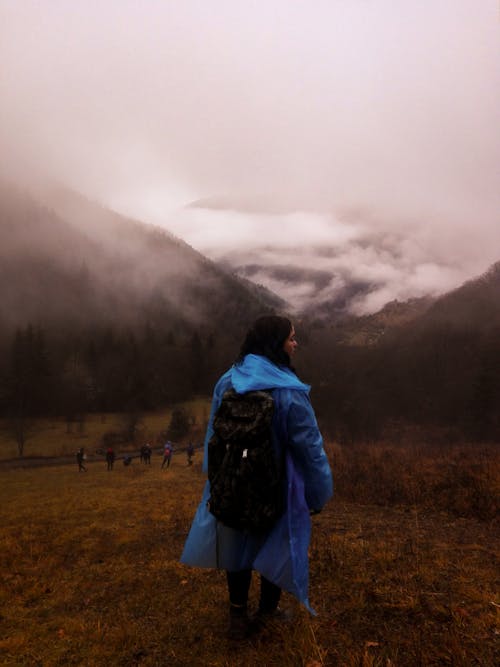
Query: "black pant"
226 570 281 612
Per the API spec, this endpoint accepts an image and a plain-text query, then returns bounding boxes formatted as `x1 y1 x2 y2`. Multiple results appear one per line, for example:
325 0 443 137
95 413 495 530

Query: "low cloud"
169 205 496 314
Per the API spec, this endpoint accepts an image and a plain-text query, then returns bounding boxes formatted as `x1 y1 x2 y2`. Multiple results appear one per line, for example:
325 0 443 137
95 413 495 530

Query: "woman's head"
237 315 297 367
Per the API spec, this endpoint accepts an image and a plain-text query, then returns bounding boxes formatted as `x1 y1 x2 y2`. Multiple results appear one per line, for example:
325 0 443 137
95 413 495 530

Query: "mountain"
299 259 500 444
185 197 464 322
327 296 436 346
415 261 500 331
2 182 498 440
0 183 285 339
0 183 290 416
221 256 378 322
322 261 500 347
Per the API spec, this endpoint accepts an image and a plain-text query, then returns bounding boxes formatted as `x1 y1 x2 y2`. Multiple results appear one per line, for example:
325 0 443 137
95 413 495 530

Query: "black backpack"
207 388 285 533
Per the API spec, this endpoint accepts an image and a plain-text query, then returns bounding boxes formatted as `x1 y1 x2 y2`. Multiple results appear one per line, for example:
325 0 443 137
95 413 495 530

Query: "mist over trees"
2 266 498 451
0 184 280 452
1 183 499 451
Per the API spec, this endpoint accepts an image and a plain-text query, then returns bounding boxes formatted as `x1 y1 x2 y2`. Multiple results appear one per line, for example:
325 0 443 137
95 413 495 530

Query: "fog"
1 1 499 313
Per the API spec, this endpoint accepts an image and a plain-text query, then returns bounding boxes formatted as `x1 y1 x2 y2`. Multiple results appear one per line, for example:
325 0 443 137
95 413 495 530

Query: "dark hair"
236 315 293 368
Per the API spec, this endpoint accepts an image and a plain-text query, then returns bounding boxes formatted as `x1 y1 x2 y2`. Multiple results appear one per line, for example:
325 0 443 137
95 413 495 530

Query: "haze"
1 1 499 313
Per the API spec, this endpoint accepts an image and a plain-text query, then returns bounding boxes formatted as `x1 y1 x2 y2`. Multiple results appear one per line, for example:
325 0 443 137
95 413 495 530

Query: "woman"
181 315 333 639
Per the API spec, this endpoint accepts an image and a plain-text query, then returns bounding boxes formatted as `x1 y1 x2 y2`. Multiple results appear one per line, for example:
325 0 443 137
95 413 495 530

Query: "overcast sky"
1 1 499 310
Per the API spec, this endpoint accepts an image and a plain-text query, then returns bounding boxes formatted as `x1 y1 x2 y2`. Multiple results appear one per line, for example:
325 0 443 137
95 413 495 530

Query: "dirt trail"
0 445 202 470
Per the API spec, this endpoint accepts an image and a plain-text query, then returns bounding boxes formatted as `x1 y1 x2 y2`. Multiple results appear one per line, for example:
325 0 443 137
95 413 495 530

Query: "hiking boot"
254 606 294 627
227 605 255 641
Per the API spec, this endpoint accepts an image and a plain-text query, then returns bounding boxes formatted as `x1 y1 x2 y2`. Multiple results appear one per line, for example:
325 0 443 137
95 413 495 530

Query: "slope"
0 183 285 338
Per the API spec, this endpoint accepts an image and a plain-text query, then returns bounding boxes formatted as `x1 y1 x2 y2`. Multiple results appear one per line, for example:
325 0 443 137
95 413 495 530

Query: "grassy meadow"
0 428 498 666
0 400 211 461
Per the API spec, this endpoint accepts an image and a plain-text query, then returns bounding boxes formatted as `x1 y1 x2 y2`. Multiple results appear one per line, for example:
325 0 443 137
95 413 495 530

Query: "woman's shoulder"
213 368 233 397
273 386 312 408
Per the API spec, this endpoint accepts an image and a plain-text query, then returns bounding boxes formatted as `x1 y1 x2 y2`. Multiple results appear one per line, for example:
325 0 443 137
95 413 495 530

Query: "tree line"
302 321 500 445
1 317 499 456
0 323 233 455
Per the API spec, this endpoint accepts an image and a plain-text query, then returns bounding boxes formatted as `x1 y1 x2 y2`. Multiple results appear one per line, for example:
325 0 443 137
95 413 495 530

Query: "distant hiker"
187 442 195 466
123 455 132 466
106 447 115 471
161 441 173 469
76 447 87 472
181 315 333 640
140 443 152 464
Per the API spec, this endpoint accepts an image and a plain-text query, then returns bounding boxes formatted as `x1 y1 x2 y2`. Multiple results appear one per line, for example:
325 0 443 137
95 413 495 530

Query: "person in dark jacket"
76 447 87 472
186 442 195 466
181 315 333 639
161 441 173 468
106 447 115 471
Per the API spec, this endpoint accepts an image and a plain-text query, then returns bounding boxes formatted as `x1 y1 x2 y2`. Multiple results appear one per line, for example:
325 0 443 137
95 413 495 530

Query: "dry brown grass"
0 400 211 460
329 441 499 521
0 442 498 666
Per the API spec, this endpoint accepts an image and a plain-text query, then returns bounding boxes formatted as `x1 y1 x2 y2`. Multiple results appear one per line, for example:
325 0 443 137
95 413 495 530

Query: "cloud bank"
172 205 481 314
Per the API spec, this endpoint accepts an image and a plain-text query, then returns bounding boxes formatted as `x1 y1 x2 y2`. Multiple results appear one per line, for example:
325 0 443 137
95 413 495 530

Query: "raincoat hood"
230 354 310 394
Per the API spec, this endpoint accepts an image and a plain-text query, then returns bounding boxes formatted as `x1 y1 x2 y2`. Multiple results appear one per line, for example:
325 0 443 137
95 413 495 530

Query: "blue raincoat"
180 354 333 612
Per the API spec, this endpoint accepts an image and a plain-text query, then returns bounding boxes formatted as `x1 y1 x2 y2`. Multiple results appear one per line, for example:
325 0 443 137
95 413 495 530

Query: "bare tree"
5 413 34 457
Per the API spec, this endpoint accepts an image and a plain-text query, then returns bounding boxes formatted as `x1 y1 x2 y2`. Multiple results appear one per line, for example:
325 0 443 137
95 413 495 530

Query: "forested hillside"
1 183 499 449
0 184 283 433
300 262 500 443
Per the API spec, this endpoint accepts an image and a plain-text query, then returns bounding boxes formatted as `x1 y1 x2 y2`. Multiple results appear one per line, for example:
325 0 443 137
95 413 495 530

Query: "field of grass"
1 438 499 666
0 400 212 461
